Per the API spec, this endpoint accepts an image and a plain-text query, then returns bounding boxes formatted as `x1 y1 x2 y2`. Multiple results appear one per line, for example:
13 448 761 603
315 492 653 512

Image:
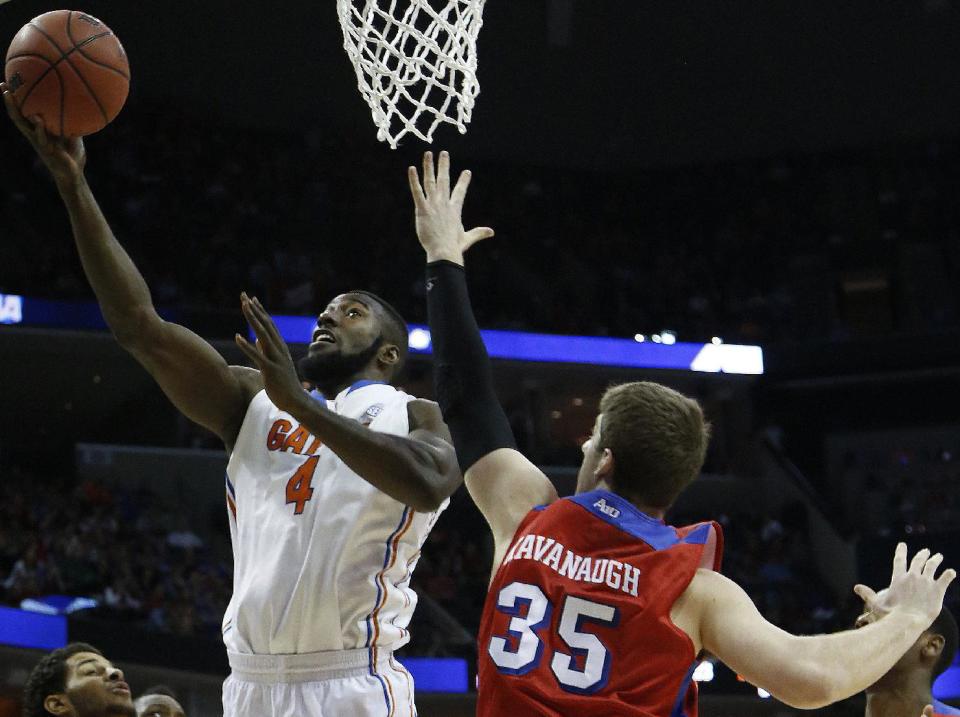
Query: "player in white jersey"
3 84 465 716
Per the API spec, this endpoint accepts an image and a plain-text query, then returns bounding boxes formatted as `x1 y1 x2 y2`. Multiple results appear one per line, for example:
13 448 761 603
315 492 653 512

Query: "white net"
337 0 487 148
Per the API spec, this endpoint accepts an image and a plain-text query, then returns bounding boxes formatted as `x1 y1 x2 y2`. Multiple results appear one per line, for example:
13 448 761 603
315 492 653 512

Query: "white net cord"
338 0 487 148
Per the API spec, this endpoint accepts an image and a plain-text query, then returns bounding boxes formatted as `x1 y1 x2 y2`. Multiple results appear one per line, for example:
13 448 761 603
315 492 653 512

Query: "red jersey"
477 489 723 717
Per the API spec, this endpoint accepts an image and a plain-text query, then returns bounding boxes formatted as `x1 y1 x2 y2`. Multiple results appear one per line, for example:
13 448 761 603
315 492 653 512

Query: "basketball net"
338 0 486 148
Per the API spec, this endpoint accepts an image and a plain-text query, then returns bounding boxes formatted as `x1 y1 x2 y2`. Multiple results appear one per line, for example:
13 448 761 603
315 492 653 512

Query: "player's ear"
594 448 614 480
924 633 946 661
44 693 71 716
378 343 400 368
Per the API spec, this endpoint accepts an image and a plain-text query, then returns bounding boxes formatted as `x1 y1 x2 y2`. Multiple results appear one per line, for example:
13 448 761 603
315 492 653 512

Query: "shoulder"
229 365 264 397
221 367 264 446
673 568 744 650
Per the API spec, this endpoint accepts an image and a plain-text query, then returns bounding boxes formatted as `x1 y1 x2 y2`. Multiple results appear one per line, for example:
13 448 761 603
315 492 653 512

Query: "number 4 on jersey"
286 455 319 514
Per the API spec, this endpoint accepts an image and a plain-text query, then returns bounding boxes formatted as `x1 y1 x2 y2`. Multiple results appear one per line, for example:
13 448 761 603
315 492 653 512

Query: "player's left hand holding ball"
1 81 86 187
235 293 307 415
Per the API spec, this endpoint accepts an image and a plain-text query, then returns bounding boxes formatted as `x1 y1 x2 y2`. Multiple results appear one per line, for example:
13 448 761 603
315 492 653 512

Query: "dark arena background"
2 1 960 715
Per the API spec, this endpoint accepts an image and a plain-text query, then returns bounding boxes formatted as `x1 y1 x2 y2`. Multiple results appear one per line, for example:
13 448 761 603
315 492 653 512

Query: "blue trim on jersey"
347 379 387 395
568 490 681 550
372 657 392 716
224 473 236 500
367 507 410 717
366 507 413 649
309 389 326 403
934 699 960 715
669 661 698 717
681 523 711 546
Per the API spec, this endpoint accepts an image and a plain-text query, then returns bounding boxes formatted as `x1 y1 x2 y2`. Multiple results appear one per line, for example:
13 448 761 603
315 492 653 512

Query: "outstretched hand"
235 293 307 416
853 543 955 629
407 150 494 265
1 81 86 186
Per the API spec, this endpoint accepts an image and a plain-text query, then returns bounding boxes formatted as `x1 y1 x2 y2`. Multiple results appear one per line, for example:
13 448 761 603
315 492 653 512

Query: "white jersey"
222 381 447 657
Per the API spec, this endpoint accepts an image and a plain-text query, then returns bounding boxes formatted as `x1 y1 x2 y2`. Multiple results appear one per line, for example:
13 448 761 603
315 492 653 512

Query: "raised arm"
689 544 955 709
3 84 259 447
233 294 460 512
408 151 558 555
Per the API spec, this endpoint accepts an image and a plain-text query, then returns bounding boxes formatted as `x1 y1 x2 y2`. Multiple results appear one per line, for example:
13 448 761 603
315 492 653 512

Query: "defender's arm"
692 545 954 709
410 152 558 553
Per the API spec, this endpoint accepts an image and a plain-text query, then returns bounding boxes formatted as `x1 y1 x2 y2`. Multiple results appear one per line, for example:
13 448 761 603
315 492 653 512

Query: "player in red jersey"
856 589 960 717
408 150 957 716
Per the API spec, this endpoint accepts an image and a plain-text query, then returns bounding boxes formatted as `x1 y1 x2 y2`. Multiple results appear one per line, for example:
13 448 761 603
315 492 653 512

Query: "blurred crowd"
0 466 231 638
1 106 958 344
835 434 960 537
0 465 848 650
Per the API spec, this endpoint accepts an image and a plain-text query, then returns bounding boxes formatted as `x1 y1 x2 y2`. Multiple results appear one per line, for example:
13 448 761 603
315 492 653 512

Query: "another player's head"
298 291 409 395
576 382 710 511
23 642 134 717
134 685 185 717
858 606 959 694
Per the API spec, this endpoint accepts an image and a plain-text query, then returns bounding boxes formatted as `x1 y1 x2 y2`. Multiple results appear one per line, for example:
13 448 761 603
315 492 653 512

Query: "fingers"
251 296 284 349
407 165 427 208
1 82 36 137
422 151 436 197
241 293 290 364
462 227 495 252
922 552 944 579
451 169 472 207
853 584 877 605
240 292 272 352
937 568 957 590
910 548 932 575
437 150 451 196
923 706 934 717
30 114 49 148
892 542 908 579
234 333 263 367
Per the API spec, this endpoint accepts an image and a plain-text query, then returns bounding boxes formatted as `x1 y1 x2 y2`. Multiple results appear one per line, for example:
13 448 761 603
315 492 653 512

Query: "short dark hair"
345 290 409 375
23 643 103 717
598 382 711 508
139 685 179 700
930 607 959 682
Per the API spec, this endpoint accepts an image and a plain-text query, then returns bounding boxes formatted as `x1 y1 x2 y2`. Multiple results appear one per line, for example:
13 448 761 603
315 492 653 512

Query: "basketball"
4 10 130 137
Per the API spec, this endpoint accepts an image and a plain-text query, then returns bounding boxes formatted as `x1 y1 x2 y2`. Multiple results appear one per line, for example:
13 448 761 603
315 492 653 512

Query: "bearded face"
298 334 384 393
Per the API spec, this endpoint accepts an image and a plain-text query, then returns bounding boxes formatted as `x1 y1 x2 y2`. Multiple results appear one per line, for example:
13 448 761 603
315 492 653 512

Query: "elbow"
406 468 454 513
410 479 446 513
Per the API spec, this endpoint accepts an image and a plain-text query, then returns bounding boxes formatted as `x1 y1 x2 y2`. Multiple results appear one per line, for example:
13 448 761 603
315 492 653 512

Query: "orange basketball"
4 10 130 137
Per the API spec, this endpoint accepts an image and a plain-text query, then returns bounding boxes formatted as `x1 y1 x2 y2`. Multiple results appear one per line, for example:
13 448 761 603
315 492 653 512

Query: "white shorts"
223 648 417 717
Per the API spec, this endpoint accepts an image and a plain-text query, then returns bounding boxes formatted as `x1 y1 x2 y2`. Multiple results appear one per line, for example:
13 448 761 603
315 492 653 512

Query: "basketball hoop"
337 0 487 148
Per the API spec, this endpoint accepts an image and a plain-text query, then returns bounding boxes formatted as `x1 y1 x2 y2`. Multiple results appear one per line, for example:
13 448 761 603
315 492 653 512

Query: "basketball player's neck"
598 481 667 521
314 369 388 400
865 673 934 717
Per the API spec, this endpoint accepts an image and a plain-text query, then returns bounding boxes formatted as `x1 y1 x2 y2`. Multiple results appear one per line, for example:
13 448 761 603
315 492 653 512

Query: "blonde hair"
598 381 711 508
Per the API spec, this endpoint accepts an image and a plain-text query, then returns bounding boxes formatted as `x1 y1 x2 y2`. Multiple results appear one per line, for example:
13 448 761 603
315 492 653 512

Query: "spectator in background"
133 686 185 717
22 642 134 717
